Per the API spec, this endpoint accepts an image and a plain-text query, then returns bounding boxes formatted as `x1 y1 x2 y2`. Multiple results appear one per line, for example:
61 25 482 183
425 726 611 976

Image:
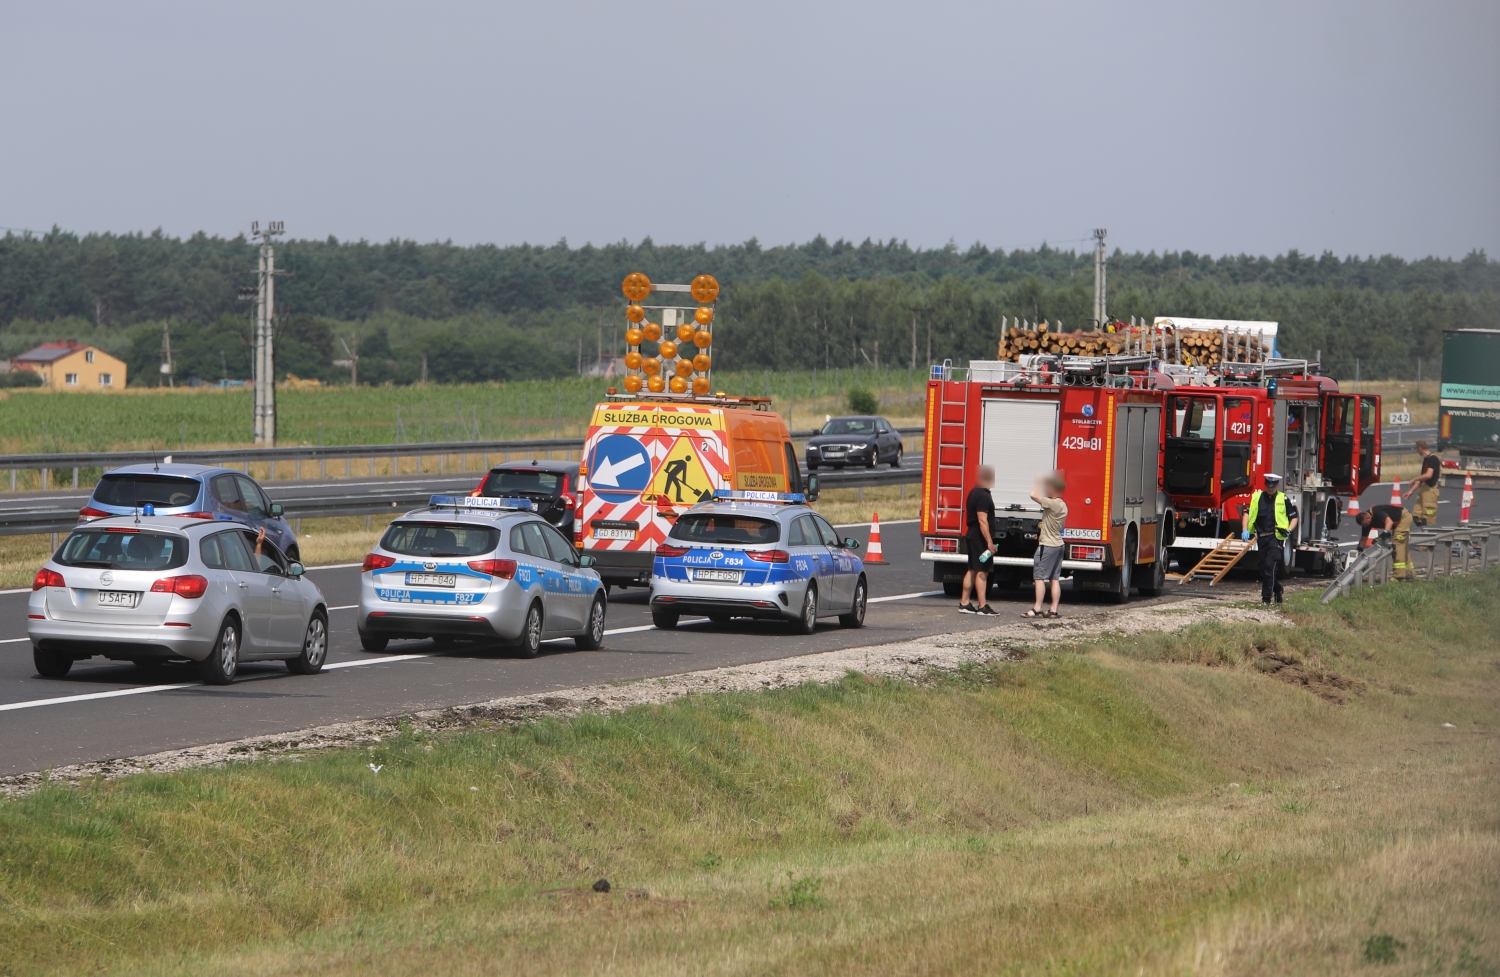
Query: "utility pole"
1092 228 1108 328
251 220 286 444
159 322 174 387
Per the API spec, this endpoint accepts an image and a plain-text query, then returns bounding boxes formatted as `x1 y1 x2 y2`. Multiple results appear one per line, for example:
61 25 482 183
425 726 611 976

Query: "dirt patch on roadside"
1251 638 1359 704
0 597 1294 797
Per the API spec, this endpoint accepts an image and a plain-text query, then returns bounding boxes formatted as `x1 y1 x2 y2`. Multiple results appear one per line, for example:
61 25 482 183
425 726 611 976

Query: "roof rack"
711 489 807 505
604 392 771 409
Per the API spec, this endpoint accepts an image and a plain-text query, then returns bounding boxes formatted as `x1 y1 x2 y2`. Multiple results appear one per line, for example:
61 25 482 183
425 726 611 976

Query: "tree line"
0 229 1494 382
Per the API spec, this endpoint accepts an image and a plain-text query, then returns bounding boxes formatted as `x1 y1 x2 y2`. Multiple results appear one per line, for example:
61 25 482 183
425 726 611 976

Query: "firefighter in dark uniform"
1357 503 1414 581
1242 473 1298 604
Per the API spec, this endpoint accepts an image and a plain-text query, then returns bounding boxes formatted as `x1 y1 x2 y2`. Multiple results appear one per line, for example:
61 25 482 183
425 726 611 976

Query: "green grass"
1 571 1496 975
0 368 930 456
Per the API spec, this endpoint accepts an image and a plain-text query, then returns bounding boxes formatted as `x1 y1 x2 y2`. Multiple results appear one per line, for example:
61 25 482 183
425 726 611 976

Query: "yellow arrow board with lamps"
644 437 717 506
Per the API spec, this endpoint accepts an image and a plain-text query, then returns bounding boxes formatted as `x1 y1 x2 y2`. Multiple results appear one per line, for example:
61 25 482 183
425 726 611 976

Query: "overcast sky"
3 1 1496 260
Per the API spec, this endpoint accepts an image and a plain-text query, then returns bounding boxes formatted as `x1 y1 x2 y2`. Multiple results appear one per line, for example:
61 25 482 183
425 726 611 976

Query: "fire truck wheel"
1138 553 1167 597
1109 540 1136 604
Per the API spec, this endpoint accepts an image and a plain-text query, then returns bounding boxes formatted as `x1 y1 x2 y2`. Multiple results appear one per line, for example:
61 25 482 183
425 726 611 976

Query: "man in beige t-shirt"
1028 472 1068 618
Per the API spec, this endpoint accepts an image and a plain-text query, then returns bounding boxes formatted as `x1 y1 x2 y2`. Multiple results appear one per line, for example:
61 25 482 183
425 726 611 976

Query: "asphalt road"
1 481 1493 778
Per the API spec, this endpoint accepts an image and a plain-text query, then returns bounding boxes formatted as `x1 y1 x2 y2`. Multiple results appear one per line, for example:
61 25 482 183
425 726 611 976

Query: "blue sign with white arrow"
588 434 653 503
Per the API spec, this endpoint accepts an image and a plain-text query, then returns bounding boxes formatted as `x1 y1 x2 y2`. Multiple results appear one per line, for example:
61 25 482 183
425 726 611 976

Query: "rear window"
55 530 189 571
380 522 500 557
92 474 201 508
669 514 781 545
481 469 566 497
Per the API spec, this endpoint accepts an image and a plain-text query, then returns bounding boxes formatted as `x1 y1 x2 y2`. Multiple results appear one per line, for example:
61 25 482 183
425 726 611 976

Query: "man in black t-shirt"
1403 440 1441 527
1358 503 1414 581
960 466 997 615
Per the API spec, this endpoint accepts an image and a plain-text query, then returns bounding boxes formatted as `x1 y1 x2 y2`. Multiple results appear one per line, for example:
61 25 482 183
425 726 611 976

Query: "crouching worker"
1358 503 1415 581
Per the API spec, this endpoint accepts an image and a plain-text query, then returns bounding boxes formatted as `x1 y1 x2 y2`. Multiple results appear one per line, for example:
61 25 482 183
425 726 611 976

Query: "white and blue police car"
649 490 867 634
359 495 606 658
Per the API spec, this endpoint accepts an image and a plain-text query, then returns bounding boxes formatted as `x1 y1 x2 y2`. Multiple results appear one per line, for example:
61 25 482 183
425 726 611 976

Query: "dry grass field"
0 570 1494 975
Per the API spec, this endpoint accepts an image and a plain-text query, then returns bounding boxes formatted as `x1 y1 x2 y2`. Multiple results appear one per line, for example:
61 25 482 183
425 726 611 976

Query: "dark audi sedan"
805 416 904 470
472 461 580 536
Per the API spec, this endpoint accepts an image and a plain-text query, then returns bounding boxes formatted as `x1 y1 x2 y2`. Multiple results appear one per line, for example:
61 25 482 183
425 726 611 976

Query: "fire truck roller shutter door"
980 399 1059 510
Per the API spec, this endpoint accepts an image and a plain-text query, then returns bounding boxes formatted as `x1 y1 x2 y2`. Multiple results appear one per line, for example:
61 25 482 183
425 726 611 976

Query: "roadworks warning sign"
644 437 717 506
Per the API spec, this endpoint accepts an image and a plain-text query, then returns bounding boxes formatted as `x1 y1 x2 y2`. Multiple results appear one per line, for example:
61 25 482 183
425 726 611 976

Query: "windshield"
481 469 564 497
821 418 876 436
380 522 500 558
669 513 781 545
92 475 201 508
56 530 188 571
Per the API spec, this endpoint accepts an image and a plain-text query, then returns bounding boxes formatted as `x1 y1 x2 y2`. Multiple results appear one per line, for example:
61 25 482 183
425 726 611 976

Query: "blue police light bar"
428 495 535 511
711 489 806 504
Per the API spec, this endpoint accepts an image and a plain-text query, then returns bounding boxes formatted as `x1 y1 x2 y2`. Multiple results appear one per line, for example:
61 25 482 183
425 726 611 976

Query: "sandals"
1046 610 1062 619
1023 609 1043 618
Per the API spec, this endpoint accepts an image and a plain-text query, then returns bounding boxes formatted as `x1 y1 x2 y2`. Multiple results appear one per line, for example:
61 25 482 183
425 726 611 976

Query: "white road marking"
0 591 943 712
308 562 364 571
834 518 919 529
0 588 31 596
0 637 30 644
327 605 358 611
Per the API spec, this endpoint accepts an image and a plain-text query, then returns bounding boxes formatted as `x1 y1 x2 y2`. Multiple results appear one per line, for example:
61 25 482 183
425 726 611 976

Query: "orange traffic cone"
1460 472 1473 526
1346 494 1360 519
1389 478 1403 507
865 512 887 564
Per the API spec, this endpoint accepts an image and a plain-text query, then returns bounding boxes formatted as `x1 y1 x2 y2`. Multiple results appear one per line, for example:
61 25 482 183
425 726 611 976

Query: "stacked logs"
1165 328 1268 367
997 324 1122 360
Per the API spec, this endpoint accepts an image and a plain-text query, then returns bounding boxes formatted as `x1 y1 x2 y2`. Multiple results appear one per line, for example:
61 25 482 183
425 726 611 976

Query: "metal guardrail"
0 427 926 491
1321 518 1498 602
0 465 923 536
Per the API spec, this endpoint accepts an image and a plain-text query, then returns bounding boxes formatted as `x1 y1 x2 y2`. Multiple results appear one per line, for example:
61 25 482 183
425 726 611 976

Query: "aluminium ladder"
1171 534 1254 585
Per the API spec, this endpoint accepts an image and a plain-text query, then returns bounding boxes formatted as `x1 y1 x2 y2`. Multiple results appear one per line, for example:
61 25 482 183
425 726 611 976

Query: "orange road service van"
577 399 808 587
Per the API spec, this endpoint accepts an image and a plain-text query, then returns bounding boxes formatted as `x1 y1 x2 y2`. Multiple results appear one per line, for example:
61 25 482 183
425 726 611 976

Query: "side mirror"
806 474 820 502
843 537 860 550
579 555 596 568
288 562 305 577
269 502 284 518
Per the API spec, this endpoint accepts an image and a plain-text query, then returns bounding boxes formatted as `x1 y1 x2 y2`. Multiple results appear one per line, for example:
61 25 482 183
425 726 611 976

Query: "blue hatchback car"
78 464 301 562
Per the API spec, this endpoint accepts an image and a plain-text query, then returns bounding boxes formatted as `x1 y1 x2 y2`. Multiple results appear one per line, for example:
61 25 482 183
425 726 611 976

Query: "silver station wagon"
358 495 606 658
28 516 329 684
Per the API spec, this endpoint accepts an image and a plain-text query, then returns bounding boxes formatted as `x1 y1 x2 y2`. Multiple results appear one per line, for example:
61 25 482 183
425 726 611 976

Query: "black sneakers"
959 603 978 614
977 605 999 616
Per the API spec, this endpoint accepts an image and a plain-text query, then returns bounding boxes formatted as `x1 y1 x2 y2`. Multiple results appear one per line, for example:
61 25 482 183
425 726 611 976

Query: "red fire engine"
919 334 1380 599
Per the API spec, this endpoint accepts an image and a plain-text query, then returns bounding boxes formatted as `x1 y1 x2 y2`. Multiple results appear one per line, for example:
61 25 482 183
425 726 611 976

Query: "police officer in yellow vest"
1242 473 1298 604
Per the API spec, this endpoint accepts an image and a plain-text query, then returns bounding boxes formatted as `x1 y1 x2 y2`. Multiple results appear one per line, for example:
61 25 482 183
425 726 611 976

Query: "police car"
359 496 606 658
649 490 867 634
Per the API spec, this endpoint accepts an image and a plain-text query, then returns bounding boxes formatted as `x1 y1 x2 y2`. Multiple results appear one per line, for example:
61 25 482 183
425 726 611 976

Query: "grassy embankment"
2 571 1496 975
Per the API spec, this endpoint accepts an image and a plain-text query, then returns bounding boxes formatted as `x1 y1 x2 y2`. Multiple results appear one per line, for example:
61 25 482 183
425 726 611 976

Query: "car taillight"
363 553 396 572
78 506 110 520
656 543 690 558
151 575 209 598
923 537 958 553
561 492 576 508
746 549 790 563
467 558 517 579
172 511 215 520
32 568 65 590
1068 544 1106 561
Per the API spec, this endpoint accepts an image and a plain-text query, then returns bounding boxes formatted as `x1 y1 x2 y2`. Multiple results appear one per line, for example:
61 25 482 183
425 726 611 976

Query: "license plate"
596 527 636 540
824 450 846 457
97 590 140 608
405 572 456 588
693 568 743 583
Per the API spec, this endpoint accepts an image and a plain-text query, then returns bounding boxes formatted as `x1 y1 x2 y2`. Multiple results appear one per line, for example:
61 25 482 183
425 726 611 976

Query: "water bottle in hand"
979 548 991 563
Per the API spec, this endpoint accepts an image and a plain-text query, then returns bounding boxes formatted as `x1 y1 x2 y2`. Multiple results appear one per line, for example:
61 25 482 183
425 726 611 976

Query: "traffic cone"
865 512 887 564
1389 478 1403 507
1460 472 1473 526
1346 494 1359 519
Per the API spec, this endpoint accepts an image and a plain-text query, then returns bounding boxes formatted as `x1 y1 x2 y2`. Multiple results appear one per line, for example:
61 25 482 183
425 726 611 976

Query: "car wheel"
891 447 903 469
199 617 240 685
839 576 867 628
575 596 607 650
287 611 328 674
865 452 877 469
792 585 818 635
515 602 543 658
359 631 389 654
651 606 680 630
33 647 73 678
